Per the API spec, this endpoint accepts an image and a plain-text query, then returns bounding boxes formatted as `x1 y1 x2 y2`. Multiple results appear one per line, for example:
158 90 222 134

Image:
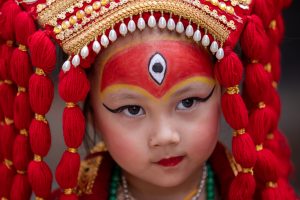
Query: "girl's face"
90 30 221 188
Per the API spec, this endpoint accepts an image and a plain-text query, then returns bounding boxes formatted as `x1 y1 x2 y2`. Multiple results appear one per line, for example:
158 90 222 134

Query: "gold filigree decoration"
61 0 231 54
225 148 242 176
77 156 103 195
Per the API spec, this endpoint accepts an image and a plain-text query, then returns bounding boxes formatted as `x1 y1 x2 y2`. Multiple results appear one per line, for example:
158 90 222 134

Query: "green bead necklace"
109 164 215 200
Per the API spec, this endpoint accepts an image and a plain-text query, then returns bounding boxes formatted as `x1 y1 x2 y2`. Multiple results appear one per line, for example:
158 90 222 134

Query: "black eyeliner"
198 85 216 102
103 104 124 113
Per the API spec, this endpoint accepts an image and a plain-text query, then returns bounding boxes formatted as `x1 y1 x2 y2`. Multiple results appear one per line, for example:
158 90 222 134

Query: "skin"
89 28 221 200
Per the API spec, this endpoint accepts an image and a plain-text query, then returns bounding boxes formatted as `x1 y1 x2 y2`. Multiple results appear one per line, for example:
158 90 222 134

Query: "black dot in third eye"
152 63 163 73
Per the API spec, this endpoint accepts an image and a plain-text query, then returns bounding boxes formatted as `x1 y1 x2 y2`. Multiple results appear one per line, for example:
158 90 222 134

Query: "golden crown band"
35 0 250 56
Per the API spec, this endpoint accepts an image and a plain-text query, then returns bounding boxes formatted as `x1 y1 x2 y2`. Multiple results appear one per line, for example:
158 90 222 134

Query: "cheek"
182 94 221 158
96 110 147 167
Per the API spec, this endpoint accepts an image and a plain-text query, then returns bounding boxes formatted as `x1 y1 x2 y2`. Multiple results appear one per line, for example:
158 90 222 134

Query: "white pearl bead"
176 21 184 33
71 55 80 67
109 29 117 42
80 45 89 59
201 34 210 47
167 18 175 31
158 16 166 29
210 41 219 53
101 34 109 48
216 48 225 60
62 60 71 73
193 29 201 42
185 25 194 37
148 15 156 28
92 40 101 54
137 17 146 31
128 19 136 33
119 22 128 36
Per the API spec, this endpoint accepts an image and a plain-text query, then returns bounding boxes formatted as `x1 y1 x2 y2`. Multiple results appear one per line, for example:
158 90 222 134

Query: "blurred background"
45 1 300 194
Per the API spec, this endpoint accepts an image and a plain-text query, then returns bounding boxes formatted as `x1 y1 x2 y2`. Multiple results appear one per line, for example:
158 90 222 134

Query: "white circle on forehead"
148 53 167 85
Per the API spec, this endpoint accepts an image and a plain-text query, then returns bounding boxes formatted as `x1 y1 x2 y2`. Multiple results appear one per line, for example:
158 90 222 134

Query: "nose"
149 118 180 147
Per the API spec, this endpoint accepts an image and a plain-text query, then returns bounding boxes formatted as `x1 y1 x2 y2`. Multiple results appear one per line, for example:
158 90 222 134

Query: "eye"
176 97 200 110
122 105 145 117
103 104 145 117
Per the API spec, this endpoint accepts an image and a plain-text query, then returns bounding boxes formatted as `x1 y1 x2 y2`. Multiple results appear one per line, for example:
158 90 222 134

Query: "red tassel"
261 187 283 200
0 44 14 80
28 161 52 199
0 163 15 198
0 1 21 41
13 92 33 130
214 51 243 88
14 11 36 47
58 67 90 103
1 124 16 160
29 74 54 115
255 149 279 183
0 83 16 118
10 174 32 200
248 107 277 144
55 151 80 189
245 63 273 103
253 0 281 29
269 46 281 83
10 49 32 88
228 173 256 200
29 119 51 157
12 134 32 171
232 134 257 168
221 94 249 130
241 15 270 63
63 107 85 148
28 31 56 74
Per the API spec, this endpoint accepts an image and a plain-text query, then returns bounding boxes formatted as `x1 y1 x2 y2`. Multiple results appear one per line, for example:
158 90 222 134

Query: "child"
0 0 297 200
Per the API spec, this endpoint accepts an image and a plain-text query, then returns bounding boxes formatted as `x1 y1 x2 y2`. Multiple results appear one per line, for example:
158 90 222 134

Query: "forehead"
99 39 214 98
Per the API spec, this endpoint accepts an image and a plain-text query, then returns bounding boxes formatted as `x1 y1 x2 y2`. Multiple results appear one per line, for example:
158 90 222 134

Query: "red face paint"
100 40 213 98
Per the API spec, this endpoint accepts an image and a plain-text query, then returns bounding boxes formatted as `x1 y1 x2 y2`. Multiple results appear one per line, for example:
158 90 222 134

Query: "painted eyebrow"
105 92 146 101
169 84 215 98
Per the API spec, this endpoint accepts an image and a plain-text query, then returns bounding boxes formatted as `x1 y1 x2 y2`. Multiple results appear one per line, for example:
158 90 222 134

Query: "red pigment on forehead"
100 40 213 98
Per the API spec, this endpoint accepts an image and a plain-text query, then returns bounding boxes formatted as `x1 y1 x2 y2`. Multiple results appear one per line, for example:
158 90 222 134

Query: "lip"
156 156 184 167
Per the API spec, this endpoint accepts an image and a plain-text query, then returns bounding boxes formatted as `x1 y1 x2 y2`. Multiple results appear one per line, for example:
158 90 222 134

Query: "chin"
147 174 188 188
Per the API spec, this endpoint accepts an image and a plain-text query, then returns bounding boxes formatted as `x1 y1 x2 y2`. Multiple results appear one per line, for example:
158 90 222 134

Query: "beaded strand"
109 164 215 200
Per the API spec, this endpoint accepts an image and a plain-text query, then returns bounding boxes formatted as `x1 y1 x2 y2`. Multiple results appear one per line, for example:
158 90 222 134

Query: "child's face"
90 30 221 188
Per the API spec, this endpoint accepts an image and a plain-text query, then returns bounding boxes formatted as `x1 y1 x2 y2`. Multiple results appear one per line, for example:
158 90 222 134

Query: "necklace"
109 164 215 200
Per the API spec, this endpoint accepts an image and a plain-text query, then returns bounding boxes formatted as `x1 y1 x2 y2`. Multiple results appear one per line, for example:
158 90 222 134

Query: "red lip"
156 156 184 167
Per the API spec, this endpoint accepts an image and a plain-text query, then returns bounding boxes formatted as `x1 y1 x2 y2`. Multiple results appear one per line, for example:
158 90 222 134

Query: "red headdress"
0 0 297 200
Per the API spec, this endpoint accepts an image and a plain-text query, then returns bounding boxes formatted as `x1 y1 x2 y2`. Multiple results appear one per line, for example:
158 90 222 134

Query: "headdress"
0 0 297 200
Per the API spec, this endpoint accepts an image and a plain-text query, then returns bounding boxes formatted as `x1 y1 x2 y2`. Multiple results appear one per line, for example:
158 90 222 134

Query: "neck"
122 165 207 200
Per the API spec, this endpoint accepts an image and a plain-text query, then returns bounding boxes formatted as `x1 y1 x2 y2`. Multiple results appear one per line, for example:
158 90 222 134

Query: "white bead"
185 25 194 37
101 34 109 48
176 21 184 33
210 41 219 53
216 48 225 60
80 45 89 59
201 34 210 47
193 30 201 42
119 22 128 36
109 29 117 42
137 17 146 30
92 40 101 54
148 15 156 28
71 55 80 67
128 19 136 32
167 18 175 31
62 60 71 73
158 16 167 29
